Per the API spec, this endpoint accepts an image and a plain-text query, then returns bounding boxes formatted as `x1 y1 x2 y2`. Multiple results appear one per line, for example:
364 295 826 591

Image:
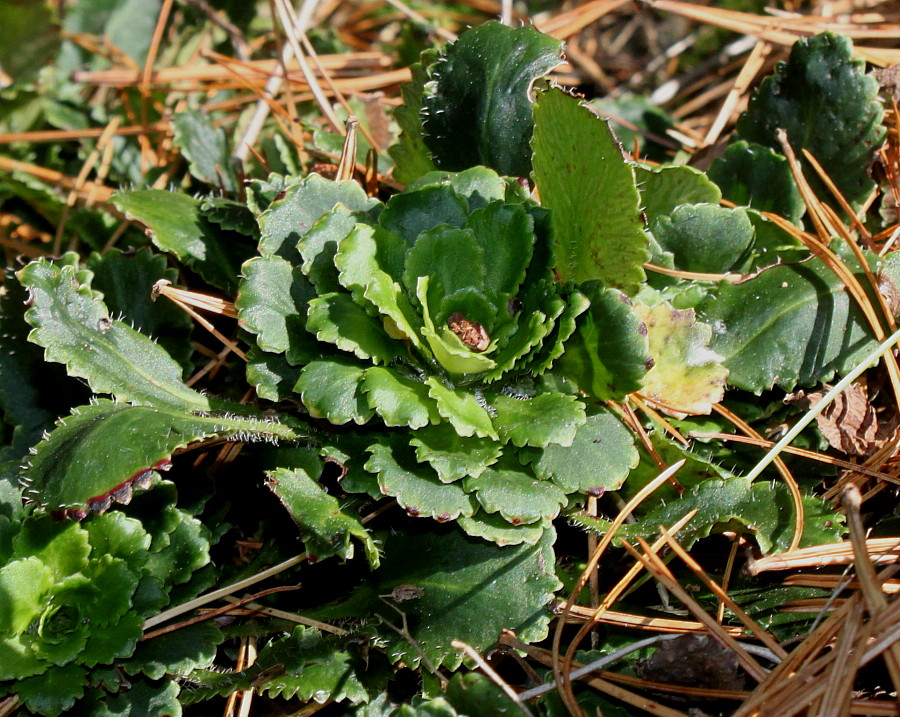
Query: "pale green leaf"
365 443 475 522
635 302 728 416
19 259 209 413
361 367 439 429
532 407 639 494
266 467 379 567
489 392 585 448
532 87 649 293
409 423 502 483
425 378 498 439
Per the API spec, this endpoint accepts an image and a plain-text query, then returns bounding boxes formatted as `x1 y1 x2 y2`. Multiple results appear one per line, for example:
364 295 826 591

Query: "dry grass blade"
691 431 900 484
659 527 786 659
642 0 900 66
748 537 900 575
552 460 687 716
619 537 769 682
712 402 804 551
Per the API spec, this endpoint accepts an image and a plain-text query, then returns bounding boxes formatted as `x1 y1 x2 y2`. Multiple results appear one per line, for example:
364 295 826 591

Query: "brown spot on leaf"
447 312 491 352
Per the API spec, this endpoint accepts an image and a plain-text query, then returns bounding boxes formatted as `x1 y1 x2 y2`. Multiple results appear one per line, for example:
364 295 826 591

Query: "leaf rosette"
238 169 625 543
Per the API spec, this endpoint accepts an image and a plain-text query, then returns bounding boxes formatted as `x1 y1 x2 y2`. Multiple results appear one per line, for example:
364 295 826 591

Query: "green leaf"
736 32 885 211
141 506 211 588
22 400 301 512
371 526 560 669
307 292 404 364
296 206 359 294
425 378 498 439
389 59 439 184
334 224 424 351
246 344 303 401
172 111 238 193
361 367 439 429
403 225 484 304
464 459 567 525
532 407 639 494
577 476 845 554
422 22 562 177
446 672 529 717
199 196 259 237
409 423 502 483
112 190 247 293
708 141 805 224
257 626 374 703
123 621 223 679
634 164 722 225
379 185 468 245
236 255 316 364
19 258 209 412
0 557 54 635
296 358 374 425
11 515 90 583
651 204 755 275
86 248 193 368
257 174 377 259
532 87 649 293
700 257 878 392
0 269 89 459
0 0 60 83
457 511 549 546
465 201 535 302
266 466 379 567
489 392 585 448
16 664 87 717
557 282 650 400
366 442 475 522
81 678 182 717
635 302 728 416
419 278 496 376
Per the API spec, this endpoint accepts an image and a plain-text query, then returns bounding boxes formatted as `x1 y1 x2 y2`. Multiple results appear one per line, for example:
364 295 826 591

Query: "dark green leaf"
123 621 223 680
736 32 885 210
634 164 722 225
700 257 878 392
389 58 439 184
16 664 87 717
112 190 247 293
172 111 238 193
557 282 650 400
19 259 209 412
422 22 562 177
86 248 193 368
22 400 301 512
0 0 60 83
708 141 805 224
651 204 755 275
577 476 845 554
266 466 379 566
371 526 560 668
